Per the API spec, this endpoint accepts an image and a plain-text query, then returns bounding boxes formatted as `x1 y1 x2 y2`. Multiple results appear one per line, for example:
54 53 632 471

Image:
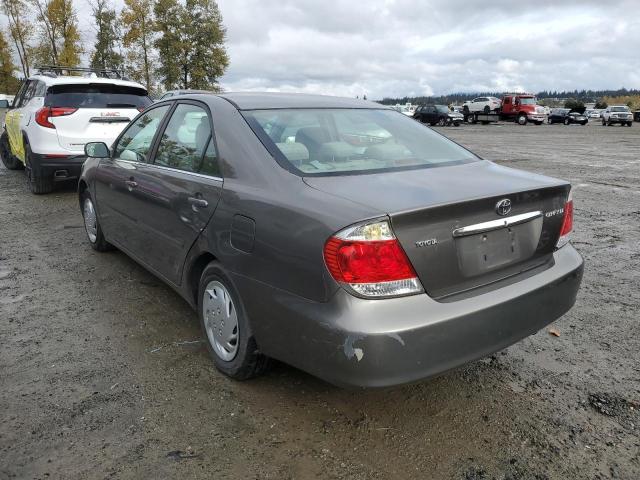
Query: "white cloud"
217 0 640 98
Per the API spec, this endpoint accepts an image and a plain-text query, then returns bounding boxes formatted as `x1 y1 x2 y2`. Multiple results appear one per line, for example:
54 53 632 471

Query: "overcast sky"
7 0 640 98
215 0 640 99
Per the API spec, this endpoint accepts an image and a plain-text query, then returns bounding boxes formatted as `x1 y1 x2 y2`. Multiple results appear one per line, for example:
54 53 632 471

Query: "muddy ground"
1 121 639 479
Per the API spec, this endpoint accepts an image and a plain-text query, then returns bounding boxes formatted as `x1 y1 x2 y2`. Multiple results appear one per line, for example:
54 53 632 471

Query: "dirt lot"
1 121 639 480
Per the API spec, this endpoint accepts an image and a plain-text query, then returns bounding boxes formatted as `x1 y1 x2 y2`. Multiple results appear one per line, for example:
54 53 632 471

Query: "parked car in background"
585 109 601 119
602 105 633 126
548 109 588 125
78 92 583 388
462 96 502 114
413 104 463 126
0 66 151 193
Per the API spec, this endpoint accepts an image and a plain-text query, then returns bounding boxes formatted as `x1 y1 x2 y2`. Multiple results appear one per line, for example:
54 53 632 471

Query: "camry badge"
495 198 512 216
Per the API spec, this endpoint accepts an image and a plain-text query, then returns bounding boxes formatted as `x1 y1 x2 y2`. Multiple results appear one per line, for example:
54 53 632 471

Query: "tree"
564 98 585 112
2 0 31 77
154 0 228 91
594 100 607 109
0 29 21 93
121 0 155 90
31 0 82 67
90 0 123 72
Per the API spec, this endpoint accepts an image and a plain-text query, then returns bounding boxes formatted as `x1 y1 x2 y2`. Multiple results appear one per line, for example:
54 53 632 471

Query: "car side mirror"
0 100 9 108
85 142 110 158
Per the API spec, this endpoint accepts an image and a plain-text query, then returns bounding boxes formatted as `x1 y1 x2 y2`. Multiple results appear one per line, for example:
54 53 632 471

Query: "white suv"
0 67 151 193
462 96 502 114
601 105 633 127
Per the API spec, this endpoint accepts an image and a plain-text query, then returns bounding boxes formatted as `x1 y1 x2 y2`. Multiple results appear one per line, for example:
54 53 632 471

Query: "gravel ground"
1 121 639 479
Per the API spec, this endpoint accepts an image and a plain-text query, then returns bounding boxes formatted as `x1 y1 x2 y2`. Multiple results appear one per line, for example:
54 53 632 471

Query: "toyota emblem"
495 198 512 216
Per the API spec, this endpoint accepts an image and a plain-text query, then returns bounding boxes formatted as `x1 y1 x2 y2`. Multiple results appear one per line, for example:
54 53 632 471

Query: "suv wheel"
438 116 446 126
602 118 606 126
627 122 633 127
0 132 24 170
517 113 527 125
81 191 113 251
25 143 53 194
198 263 270 380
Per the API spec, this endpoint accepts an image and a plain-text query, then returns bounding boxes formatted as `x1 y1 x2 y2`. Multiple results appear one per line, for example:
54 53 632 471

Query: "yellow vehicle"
0 66 151 194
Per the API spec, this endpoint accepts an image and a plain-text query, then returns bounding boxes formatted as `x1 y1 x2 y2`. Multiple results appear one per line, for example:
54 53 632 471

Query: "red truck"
499 93 547 125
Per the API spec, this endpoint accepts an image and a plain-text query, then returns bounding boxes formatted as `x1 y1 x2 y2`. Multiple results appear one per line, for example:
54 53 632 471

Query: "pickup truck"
602 106 633 126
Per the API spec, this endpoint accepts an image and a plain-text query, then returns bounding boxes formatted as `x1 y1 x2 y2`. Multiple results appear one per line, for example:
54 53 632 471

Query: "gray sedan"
79 93 583 387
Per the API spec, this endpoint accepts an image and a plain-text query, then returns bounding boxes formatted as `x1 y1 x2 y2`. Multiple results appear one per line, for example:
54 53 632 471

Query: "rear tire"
483 105 490 114
25 143 53 194
0 132 24 170
198 262 270 380
81 190 113 252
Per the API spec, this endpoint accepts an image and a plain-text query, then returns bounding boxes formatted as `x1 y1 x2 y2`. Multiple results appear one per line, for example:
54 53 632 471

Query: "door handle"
125 179 138 190
188 197 208 209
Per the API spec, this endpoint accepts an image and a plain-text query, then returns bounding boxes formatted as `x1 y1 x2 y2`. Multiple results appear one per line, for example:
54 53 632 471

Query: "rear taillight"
323 220 423 298
556 190 574 248
35 107 78 129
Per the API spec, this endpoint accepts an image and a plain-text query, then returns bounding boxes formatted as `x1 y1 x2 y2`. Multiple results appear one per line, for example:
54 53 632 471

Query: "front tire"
517 113 527 125
81 191 112 252
0 132 24 170
198 263 270 380
437 116 446 126
564 118 570 125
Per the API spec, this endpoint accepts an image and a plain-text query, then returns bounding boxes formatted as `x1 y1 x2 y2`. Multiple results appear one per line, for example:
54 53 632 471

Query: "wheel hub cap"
203 281 239 361
83 198 98 243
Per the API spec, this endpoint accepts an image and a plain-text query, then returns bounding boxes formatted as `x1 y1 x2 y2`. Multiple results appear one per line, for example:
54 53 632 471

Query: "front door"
129 101 223 284
94 104 171 251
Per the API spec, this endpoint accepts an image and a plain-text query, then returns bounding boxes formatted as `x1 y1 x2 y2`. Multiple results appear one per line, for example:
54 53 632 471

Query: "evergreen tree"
90 0 123 72
154 0 228 91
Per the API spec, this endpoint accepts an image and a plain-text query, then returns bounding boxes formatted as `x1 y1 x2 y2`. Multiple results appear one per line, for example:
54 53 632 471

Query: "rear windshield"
243 108 478 176
45 84 152 109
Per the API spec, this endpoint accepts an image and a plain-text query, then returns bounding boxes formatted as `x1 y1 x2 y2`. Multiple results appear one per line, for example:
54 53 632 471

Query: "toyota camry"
78 93 583 387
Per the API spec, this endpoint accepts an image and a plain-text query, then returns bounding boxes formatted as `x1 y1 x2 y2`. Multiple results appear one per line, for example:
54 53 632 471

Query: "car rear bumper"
240 244 583 388
30 152 85 181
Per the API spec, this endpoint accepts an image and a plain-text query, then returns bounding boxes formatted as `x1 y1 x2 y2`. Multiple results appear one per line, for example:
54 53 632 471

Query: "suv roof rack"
34 65 124 79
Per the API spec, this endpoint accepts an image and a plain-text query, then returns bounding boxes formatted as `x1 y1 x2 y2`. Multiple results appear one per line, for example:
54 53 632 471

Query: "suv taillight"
323 220 423 298
556 190 574 248
35 107 78 129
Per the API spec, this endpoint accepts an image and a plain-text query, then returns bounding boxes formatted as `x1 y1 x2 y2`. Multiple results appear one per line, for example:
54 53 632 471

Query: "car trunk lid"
304 161 570 299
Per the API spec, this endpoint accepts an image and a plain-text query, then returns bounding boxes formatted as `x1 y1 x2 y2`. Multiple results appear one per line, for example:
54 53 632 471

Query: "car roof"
28 74 147 90
210 92 389 110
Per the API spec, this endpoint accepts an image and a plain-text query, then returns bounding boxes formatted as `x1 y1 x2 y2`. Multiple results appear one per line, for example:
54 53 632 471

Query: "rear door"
5 80 30 161
127 101 223 284
44 83 151 153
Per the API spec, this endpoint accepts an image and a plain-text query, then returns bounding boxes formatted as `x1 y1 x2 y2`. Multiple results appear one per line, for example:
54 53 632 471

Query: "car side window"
154 103 211 173
22 81 37 105
114 105 170 163
35 81 47 97
199 137 221 177
13 80 30 108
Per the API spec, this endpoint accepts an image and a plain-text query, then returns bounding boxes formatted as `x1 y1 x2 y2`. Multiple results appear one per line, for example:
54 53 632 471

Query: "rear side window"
154 103 211 173
44 84 152 109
